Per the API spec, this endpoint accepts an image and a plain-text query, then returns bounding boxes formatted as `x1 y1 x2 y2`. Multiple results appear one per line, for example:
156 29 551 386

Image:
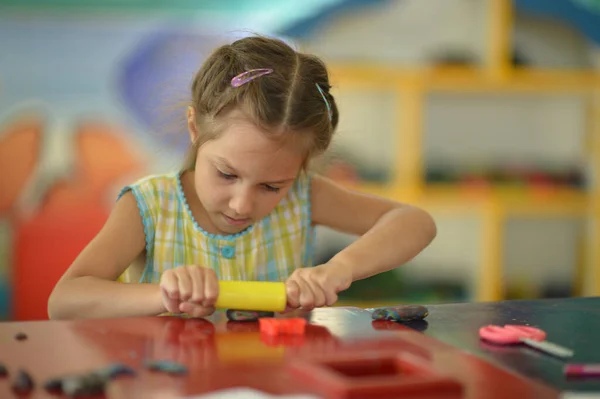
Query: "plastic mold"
288 350 463 399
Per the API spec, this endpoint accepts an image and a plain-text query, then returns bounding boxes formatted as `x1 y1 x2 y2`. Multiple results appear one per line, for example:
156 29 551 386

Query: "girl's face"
191 114 305 235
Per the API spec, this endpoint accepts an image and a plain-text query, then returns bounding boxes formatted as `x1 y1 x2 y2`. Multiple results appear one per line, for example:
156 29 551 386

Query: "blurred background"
0 0 599 321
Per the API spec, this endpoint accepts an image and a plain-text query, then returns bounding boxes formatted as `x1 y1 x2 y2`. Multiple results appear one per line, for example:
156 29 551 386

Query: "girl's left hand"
285 262 353 311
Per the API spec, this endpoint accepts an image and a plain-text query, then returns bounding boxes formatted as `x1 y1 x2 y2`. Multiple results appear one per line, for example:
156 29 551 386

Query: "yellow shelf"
343 181 588 217
329 65 600 93
329 0 599 300
342 181 399 198
425 183 588 216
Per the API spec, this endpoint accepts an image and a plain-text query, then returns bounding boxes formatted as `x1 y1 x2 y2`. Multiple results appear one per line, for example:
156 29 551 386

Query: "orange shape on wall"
4 118 145 321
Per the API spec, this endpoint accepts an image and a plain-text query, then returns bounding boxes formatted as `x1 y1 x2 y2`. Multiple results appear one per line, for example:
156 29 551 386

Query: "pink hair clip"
231 68 274 87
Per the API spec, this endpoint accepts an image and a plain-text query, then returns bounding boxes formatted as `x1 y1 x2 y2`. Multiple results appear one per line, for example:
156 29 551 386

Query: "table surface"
0 297 597 399
420 296 600 393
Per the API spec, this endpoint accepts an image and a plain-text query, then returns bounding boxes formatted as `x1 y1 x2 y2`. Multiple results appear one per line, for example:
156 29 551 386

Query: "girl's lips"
222 214 250 226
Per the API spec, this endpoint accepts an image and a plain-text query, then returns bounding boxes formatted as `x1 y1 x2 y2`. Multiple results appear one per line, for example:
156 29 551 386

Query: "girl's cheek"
211 187 230 204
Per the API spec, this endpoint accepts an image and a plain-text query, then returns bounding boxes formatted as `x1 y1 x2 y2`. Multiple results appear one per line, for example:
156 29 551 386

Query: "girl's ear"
187 106 199 143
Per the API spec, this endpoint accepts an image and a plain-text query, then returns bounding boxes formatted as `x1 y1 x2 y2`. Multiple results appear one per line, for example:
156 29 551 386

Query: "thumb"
285 280 301 309
180 302 215 318
280 305 296 314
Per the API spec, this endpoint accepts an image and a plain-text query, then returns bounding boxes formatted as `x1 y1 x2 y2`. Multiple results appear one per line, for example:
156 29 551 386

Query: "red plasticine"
259 318 307 335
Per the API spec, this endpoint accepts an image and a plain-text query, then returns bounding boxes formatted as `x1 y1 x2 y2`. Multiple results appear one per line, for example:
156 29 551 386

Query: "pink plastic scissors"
479 324 574 358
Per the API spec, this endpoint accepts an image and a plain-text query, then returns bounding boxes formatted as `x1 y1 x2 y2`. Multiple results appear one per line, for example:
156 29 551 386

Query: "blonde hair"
183 35 339 170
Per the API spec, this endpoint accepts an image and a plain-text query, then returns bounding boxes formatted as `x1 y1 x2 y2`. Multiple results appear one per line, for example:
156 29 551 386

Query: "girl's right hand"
159 266 219 317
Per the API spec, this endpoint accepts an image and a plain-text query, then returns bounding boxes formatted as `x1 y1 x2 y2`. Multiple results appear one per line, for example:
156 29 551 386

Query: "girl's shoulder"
117 171 180 200
270 171 313 221
284 171 312 203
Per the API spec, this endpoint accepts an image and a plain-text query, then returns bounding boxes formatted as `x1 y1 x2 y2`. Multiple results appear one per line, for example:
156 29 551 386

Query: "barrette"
231 68 274 87
315 83 332 122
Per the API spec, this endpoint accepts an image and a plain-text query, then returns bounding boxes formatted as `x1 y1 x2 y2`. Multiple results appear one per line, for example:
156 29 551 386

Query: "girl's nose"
229 189 253 217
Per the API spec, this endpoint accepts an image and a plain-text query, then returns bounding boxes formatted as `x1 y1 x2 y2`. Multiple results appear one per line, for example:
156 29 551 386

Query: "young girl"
48 35 436 320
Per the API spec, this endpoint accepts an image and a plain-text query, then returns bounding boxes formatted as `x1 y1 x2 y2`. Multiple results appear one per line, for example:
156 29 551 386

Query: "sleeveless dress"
117 171 315 284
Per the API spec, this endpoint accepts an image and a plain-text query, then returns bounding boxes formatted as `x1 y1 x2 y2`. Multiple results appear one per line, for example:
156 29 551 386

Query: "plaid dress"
117 171 314 284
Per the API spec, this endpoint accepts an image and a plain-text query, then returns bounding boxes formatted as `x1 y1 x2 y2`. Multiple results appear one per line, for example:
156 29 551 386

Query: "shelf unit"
327 0 600 301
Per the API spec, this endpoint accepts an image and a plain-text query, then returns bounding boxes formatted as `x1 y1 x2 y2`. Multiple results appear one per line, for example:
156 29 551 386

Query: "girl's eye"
218 170 236 180
264 185 281 193
217 169 280 192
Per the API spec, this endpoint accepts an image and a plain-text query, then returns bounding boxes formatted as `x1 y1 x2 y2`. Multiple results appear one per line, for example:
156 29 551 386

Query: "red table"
0 307 559 398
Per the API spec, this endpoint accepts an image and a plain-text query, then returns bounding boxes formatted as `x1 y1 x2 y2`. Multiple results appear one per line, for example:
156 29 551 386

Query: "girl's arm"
310 175 437 281
47 192 165 319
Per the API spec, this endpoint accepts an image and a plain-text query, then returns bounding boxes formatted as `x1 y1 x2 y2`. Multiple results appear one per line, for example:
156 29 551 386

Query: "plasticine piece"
43 377 63 393
11 370 34 394
226 309 275 321
371 305 429 322
44 363 134 394
259 318 307 336
144 360 188 375
97 363 136 379
61 373 107 397
15 332 27 341
0 363 7 377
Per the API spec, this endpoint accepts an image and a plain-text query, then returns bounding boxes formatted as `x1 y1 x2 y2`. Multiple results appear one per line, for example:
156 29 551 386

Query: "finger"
160 272 182 313
325 291 338 307
314 275 339 306
180 302 215 318
282 303 303 313
309 283 327 308
295 276 317 310
161 287 181 314
177 268 193 302
191 306 215 318
314 286 328 308
189 267 205 304
160 271 179 300
307 276 327 308
178 302 195 314
202 269 219 308
285 280 301 309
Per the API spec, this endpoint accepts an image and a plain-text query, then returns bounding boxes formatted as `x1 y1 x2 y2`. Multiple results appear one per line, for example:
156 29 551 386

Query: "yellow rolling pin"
215 281 287 312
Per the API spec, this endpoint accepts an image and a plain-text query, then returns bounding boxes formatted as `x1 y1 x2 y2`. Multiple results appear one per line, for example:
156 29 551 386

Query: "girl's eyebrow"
214 156 296 185
215 156 237 172
266 177 296 185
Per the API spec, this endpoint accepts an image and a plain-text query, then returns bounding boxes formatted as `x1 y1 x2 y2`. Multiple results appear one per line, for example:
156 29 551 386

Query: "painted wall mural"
0 20 235 320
